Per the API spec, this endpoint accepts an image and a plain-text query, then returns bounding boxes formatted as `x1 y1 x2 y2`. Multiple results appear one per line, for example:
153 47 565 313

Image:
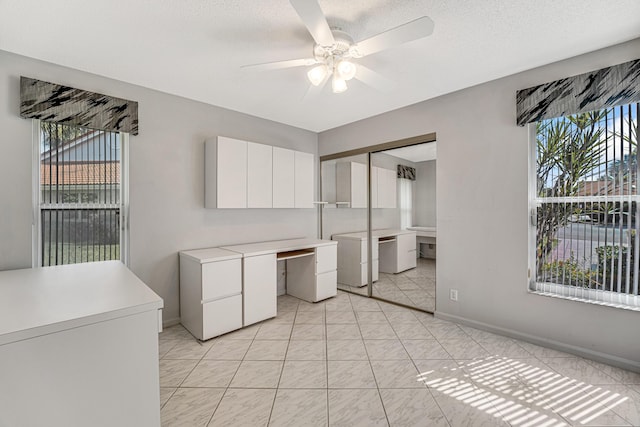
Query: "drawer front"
316 245 337 274
398 249 417 272
316 270 337 301
202 258 242 301
397 233 416 254
202 295 243 340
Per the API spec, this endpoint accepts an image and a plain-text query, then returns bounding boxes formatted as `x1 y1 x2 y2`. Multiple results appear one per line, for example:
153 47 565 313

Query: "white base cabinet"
378 233 417 273
334 237 379 287
180 239 337 339
333 229 416 285
243 253 277 326
180 248 243 340
0 261 163 427
287 244 338 302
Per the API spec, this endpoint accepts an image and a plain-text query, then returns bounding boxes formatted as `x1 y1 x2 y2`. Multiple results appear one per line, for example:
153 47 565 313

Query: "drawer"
202 295 242 340
397 233 416 254
316 245 337 274
202 258 241 301
316 270 337 301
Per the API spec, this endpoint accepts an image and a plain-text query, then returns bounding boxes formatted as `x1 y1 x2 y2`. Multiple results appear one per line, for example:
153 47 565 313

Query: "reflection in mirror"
320 154 369 294
371 142 436 311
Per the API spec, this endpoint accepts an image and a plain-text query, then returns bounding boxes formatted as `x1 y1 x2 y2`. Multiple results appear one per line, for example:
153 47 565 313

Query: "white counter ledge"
221 237 336 257
0 260 163 346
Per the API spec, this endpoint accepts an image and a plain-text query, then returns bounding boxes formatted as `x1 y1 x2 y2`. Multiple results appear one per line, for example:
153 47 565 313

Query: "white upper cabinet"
247 142 273 208
336 161 367 208
294 151 314 208
371 166 379 209
205 136 247 209
206 137 314 209
376 167 397 208
273 147 295 208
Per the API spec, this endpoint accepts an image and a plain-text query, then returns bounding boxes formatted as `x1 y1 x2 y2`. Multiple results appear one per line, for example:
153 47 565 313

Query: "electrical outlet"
450 289 458 301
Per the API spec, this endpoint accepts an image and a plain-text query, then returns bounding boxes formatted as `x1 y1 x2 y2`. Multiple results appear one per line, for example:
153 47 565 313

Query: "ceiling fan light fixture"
307 64 328 86
332 76 347 93
336 60 356 81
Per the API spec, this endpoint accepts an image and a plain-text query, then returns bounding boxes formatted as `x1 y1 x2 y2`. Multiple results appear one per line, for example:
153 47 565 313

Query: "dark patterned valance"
516 59 640 126
20 77 139 135
397 165 416 181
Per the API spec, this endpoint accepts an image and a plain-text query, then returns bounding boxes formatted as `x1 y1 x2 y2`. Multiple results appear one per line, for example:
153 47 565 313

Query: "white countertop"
221 238 337 257
0 261 163 346
407 226 436 238
331 228 416 241
180 247 242 263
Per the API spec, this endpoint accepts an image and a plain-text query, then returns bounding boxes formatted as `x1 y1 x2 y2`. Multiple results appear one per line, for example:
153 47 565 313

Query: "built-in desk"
221 238 337 326
407 226 436 258
0 261 164 427
180 238 338 339
332 229 417 287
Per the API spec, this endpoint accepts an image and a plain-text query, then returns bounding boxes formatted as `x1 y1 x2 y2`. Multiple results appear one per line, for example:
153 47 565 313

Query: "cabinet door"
351 162 367 208
217 137 247 208
294 151 314 208
371 166 379 209
397 233 417 272
243 253 277 326
247 142 273 208
387 168 397 208
273 147 295 208
378 168 397 208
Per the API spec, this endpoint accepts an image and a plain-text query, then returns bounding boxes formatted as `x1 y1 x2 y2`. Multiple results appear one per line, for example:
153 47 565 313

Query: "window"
399 177 413 229
34 121 129 266
530 103 639 309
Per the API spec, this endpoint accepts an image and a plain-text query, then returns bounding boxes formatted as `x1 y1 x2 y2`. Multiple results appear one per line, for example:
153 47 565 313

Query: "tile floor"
159 291 640 426
340 258 436 312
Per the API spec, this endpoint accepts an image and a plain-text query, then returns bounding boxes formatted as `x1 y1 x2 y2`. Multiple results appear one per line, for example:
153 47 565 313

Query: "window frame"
31 119 130 267
527 112 640 311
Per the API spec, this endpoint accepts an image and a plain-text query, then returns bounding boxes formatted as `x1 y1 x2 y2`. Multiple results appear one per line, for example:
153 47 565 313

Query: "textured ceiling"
1 0 639 132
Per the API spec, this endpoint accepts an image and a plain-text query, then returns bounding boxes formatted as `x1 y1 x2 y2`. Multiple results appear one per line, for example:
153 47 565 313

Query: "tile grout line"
265 302 298 426
324 299 330 426
348 293 391 426
205 321 260 425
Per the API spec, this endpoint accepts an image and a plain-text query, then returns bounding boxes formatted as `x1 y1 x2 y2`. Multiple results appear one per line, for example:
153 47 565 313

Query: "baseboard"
435 311 640 373
162 317 181 328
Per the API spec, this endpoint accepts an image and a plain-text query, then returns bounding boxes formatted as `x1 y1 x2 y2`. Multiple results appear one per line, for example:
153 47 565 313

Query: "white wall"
319 39 640 370
0 49 318 324
415 160 436 227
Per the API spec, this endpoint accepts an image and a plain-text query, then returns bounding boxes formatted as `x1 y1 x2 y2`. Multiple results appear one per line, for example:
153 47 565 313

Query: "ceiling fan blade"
353 16 434 57
355 65 396 92
290 0 335 47
242 58 316 70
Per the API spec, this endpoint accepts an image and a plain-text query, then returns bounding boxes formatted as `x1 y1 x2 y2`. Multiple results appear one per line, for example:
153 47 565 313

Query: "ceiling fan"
244 0 435 94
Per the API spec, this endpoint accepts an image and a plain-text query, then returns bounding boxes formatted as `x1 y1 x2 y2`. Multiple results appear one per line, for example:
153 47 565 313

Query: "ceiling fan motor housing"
314 29 354 60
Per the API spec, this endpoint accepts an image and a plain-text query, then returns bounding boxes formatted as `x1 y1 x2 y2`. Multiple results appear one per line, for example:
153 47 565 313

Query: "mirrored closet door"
319 137 437 312
370 143 436 311
320 154 370 296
